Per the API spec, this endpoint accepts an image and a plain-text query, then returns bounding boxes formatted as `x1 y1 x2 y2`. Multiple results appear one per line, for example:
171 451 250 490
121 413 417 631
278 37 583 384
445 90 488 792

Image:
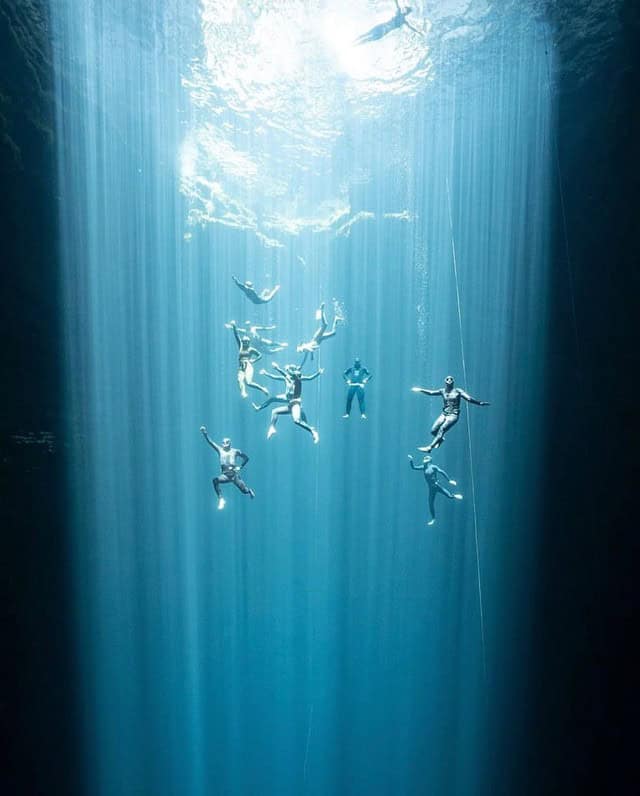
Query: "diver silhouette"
354 1 421 46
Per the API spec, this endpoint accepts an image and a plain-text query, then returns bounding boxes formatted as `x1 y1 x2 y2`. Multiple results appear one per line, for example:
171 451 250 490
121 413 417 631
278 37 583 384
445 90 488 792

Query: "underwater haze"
52 1 553 794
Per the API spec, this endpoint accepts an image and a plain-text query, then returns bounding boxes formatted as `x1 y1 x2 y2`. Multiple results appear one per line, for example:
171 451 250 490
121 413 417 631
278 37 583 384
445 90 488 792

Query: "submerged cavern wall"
0 2 78 794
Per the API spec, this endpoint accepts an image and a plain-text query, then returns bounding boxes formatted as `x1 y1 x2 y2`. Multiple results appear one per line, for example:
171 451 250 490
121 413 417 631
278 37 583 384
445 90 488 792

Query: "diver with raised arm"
266 362 323 444
342 357 372 419
354 1 421 46
408 454 462 526
297 301 344 365
232 275 280 304
200 427 255 510
412 375 489 452
228 320 269 399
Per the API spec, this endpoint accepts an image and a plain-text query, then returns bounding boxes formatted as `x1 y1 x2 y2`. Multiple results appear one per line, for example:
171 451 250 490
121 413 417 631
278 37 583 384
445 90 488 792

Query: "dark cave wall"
1 2 77 795
518 3 639 794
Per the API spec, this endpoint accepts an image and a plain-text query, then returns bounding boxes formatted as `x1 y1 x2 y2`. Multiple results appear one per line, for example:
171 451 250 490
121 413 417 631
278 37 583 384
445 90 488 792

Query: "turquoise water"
52 2 552 793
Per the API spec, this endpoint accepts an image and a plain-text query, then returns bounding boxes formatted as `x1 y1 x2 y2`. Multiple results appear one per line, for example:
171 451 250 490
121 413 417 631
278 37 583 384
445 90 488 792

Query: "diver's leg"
292 402 319 443
237 367 247 398
232 474 255 499
344 386 356 417
418 414 445 451
244 362 269 396
431 414 445 437
431 415 458 450
268 405 290 438
253 395 285 412
357 387 366 417
435 483 454 500
428 488 437 525
213 474 231 510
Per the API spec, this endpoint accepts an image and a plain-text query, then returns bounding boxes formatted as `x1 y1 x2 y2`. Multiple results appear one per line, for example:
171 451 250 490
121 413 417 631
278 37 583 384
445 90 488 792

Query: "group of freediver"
201 274 490 525
200 4 486 524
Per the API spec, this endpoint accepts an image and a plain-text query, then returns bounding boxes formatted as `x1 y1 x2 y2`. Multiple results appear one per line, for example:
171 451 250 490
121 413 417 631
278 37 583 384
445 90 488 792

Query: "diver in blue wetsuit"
354 1 421 46
342 357 372 419
408 454 462 526
200 427 255 510
412 376 490 452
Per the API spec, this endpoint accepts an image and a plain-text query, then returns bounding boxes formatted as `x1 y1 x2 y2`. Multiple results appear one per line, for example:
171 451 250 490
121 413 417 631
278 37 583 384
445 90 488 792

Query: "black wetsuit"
343 363 371 416
202 432 254 500
410 459 456 521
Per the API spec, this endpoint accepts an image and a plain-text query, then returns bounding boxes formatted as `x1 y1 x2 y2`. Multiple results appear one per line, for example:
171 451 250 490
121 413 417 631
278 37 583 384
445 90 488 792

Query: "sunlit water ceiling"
181 0 506 246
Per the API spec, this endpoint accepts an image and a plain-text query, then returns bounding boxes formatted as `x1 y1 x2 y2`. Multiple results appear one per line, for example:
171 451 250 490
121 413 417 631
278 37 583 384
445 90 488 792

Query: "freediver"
342 357 372 419
297 301 344 365
411 375 489 452
228 320 269 399
200 426 255 510
266 362 323 444
229 321 288 354
232 275 280 304
408 454 462 526
251 363 295 412
354 1 421 46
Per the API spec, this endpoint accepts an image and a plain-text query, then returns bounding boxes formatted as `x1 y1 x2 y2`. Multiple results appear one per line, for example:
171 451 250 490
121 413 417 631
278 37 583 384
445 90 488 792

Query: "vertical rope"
445 176 488 687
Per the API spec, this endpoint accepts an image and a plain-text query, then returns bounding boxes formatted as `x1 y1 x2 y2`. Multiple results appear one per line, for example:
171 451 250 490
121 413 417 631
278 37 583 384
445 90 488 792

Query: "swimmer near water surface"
200 427 255 510
354 1 422 46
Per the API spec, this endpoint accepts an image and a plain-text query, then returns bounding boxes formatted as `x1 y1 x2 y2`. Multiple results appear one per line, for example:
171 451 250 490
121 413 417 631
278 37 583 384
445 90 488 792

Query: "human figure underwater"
200 427 255 510
342 357 372 419
354 1 422 46
297 301 344 366
252 363 297 413
411 375 489 452
232 275 280 304
266 362 323 444
408 454 462 526
228 320 269 399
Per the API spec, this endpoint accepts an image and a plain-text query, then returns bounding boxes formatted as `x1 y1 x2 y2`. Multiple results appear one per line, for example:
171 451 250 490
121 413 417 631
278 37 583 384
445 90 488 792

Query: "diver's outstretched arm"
408 455 424 470
460 389 490 406
271 362 288 378
260 369 286 382
301 368 324 381
412 386 441 396
200 426 220 454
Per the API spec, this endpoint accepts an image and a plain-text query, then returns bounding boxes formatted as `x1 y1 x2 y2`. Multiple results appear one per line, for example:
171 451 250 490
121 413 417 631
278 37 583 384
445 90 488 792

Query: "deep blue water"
52 2 553 794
